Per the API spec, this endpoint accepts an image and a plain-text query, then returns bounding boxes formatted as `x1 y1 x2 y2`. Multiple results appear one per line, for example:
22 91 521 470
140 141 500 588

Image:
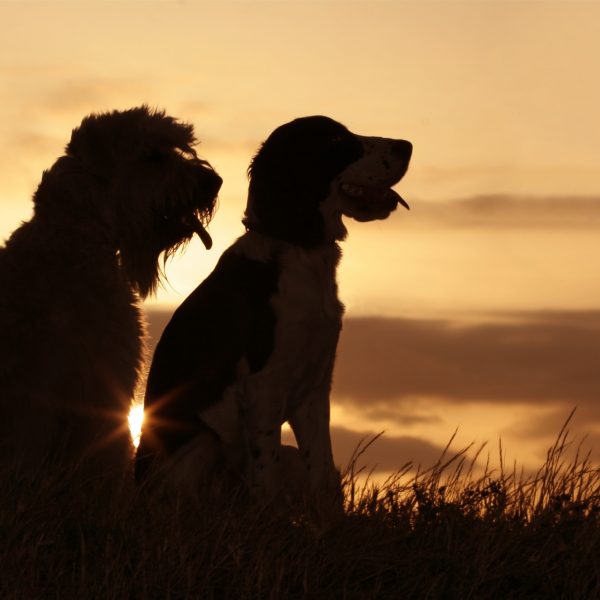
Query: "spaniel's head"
245 116 412 247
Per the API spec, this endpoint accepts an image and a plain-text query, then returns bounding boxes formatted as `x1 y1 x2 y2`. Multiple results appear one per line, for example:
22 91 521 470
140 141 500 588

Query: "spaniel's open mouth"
340 182 410 211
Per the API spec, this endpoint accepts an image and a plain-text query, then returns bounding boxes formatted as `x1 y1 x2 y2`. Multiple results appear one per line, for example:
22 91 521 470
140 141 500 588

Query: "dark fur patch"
135 251 278 478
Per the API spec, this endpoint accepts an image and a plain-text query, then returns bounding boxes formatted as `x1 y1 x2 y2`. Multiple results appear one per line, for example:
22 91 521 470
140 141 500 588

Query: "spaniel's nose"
391 140 412 161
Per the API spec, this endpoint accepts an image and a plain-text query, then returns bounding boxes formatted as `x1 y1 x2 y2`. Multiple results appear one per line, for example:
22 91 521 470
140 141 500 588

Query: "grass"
1 413 599 600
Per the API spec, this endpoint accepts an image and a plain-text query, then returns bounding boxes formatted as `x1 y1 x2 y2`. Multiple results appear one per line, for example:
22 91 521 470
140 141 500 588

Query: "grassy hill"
1 420 598 599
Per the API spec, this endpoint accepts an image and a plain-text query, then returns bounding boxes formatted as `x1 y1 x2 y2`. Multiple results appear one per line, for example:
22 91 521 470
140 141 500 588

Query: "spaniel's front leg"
288 386 342 518
242 378 285 498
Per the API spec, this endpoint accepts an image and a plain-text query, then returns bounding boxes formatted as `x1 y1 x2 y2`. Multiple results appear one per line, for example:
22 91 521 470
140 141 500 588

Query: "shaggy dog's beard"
119 213 209 298
118 160 221 298
119 241 177 299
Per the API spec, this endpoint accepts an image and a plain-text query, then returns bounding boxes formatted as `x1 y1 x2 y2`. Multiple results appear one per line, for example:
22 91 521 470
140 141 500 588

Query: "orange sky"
1 1 600 474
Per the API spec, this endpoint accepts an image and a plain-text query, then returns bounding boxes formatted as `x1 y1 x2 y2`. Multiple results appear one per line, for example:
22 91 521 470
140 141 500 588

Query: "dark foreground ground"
2 425 599 599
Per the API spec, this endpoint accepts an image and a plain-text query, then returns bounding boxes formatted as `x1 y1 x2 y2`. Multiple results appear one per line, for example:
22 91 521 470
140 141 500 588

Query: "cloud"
408 195 600 229
9 131 62 157
333 313 600 408
41 78 154 115
356 406 442 427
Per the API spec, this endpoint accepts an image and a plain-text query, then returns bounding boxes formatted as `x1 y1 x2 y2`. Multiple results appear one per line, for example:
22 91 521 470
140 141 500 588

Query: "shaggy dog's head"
33 106 222 297
244 116 412 246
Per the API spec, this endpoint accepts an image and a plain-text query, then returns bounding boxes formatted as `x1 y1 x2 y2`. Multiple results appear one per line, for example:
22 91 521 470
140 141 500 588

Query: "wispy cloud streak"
408 196 600 229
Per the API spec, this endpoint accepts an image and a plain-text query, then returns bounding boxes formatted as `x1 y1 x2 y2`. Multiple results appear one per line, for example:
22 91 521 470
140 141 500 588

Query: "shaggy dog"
136 116 411 513
0 107 222 483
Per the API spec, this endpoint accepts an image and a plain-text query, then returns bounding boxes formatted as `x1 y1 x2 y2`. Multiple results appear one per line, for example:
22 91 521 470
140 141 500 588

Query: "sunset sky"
2 0 600 475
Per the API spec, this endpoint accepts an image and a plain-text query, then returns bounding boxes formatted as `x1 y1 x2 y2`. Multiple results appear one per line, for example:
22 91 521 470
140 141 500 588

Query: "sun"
128 403 144 449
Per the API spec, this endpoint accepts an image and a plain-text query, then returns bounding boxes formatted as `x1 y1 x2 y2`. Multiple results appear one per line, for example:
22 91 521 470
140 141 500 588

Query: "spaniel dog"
136 116 412 513
0 107 222 486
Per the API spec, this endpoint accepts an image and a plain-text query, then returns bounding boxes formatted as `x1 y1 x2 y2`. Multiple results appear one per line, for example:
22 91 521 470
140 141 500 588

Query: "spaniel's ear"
245 154 327 247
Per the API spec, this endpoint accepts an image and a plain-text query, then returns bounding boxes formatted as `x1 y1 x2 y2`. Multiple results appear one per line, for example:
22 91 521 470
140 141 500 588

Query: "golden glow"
2 1 600 469
128 403 144 449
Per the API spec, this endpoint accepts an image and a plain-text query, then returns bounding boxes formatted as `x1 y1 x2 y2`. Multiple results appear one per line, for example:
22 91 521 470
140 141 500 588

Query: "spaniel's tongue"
340 183 410 210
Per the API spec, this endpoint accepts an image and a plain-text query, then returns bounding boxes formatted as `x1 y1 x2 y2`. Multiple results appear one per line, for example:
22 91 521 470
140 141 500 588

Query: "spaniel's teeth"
341 183 364 197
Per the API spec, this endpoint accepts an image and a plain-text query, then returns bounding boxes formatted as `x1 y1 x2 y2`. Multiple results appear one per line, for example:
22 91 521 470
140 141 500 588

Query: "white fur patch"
340 135 409 186
191 232 343 494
